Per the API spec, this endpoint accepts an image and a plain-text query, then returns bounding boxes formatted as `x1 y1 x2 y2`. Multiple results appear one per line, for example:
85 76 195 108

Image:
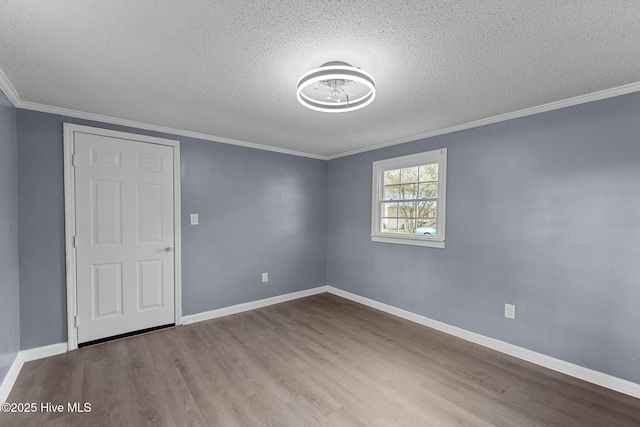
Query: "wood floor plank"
2 293 640 426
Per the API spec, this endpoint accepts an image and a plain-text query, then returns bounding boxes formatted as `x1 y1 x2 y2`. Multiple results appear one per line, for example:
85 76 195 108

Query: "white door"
73 131 176 344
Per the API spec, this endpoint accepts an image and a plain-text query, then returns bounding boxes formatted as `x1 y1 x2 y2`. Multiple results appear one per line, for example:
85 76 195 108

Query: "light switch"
190 214 199 225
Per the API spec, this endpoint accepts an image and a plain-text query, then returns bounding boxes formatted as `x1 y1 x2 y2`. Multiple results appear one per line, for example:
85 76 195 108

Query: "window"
371 148 447 248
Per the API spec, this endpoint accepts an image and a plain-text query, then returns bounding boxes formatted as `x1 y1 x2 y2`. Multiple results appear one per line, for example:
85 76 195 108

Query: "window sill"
371 234 445 248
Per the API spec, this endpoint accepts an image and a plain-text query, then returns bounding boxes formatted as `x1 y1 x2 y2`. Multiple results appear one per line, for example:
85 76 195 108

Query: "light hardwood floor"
2 293 640 426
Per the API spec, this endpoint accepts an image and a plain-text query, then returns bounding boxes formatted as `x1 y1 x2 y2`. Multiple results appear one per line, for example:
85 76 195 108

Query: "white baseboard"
0 353 23 403
20 343 68 363
2 287 323 402
326 286 640 400
181 286 328 325
0 342 68 403
5 288 639 402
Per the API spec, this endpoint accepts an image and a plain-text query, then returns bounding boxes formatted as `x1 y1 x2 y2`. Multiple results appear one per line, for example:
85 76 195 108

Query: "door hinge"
73 235 78 248
74 315 79 328
72 154 77 167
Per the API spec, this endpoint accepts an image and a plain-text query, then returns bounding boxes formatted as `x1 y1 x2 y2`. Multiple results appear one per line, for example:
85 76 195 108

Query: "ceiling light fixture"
296 61 376 113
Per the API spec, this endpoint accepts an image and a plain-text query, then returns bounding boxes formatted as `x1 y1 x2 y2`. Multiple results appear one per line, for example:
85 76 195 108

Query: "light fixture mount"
296 61 376 113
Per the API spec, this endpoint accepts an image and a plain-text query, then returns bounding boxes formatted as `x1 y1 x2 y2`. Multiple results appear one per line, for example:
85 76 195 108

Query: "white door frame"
63 123 182 351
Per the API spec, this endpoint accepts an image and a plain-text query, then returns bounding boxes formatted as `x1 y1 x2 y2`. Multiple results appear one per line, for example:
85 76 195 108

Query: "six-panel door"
74 132 175 343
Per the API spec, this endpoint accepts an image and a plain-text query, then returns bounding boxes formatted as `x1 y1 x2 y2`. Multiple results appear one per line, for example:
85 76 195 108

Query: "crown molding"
327 80 640 160
0 69 326 161
18 101 327 160
0 68 21 107
2 65 639 161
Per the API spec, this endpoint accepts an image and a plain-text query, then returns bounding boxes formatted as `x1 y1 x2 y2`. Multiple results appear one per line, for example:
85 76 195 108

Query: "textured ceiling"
1 1 640 158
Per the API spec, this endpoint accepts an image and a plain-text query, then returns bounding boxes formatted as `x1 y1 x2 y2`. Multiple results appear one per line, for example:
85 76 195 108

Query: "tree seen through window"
382 163 438 235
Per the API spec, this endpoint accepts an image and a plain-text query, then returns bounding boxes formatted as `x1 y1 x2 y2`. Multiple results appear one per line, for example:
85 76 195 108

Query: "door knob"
164 246 173 252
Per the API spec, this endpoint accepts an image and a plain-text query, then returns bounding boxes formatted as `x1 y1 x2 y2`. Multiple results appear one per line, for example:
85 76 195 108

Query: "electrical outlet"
190 214 199 225
262 272 268 283
504 303 516 319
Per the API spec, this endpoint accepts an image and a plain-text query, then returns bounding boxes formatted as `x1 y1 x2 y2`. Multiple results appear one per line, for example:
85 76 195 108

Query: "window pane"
417 201 437 218
372 148 446 247
398 218 416 234
400 184 418 199
384 185 400 200
382 202 398 218
419 163 438 182
384 169 400 185
401 167 419 183
382 218 398 233
417 220 436 236
398 202 416 218
419 182 438 198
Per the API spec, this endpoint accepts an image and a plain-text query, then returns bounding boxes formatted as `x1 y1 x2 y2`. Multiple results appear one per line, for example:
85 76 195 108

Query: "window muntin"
381 163 438 235
371 149 446 248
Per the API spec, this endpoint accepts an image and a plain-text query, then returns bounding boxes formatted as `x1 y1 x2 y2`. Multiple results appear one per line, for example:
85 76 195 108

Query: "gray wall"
0 89 20 381
327 91 640 384
181 138 327 315
12 89 640 385
16 110 327 349
17 111 67 350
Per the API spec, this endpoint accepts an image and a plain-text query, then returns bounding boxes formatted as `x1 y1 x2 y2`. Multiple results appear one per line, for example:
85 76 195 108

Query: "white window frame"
371 148 447 248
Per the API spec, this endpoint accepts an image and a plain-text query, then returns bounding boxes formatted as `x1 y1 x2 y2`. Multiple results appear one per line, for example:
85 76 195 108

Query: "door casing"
64 123 182 350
